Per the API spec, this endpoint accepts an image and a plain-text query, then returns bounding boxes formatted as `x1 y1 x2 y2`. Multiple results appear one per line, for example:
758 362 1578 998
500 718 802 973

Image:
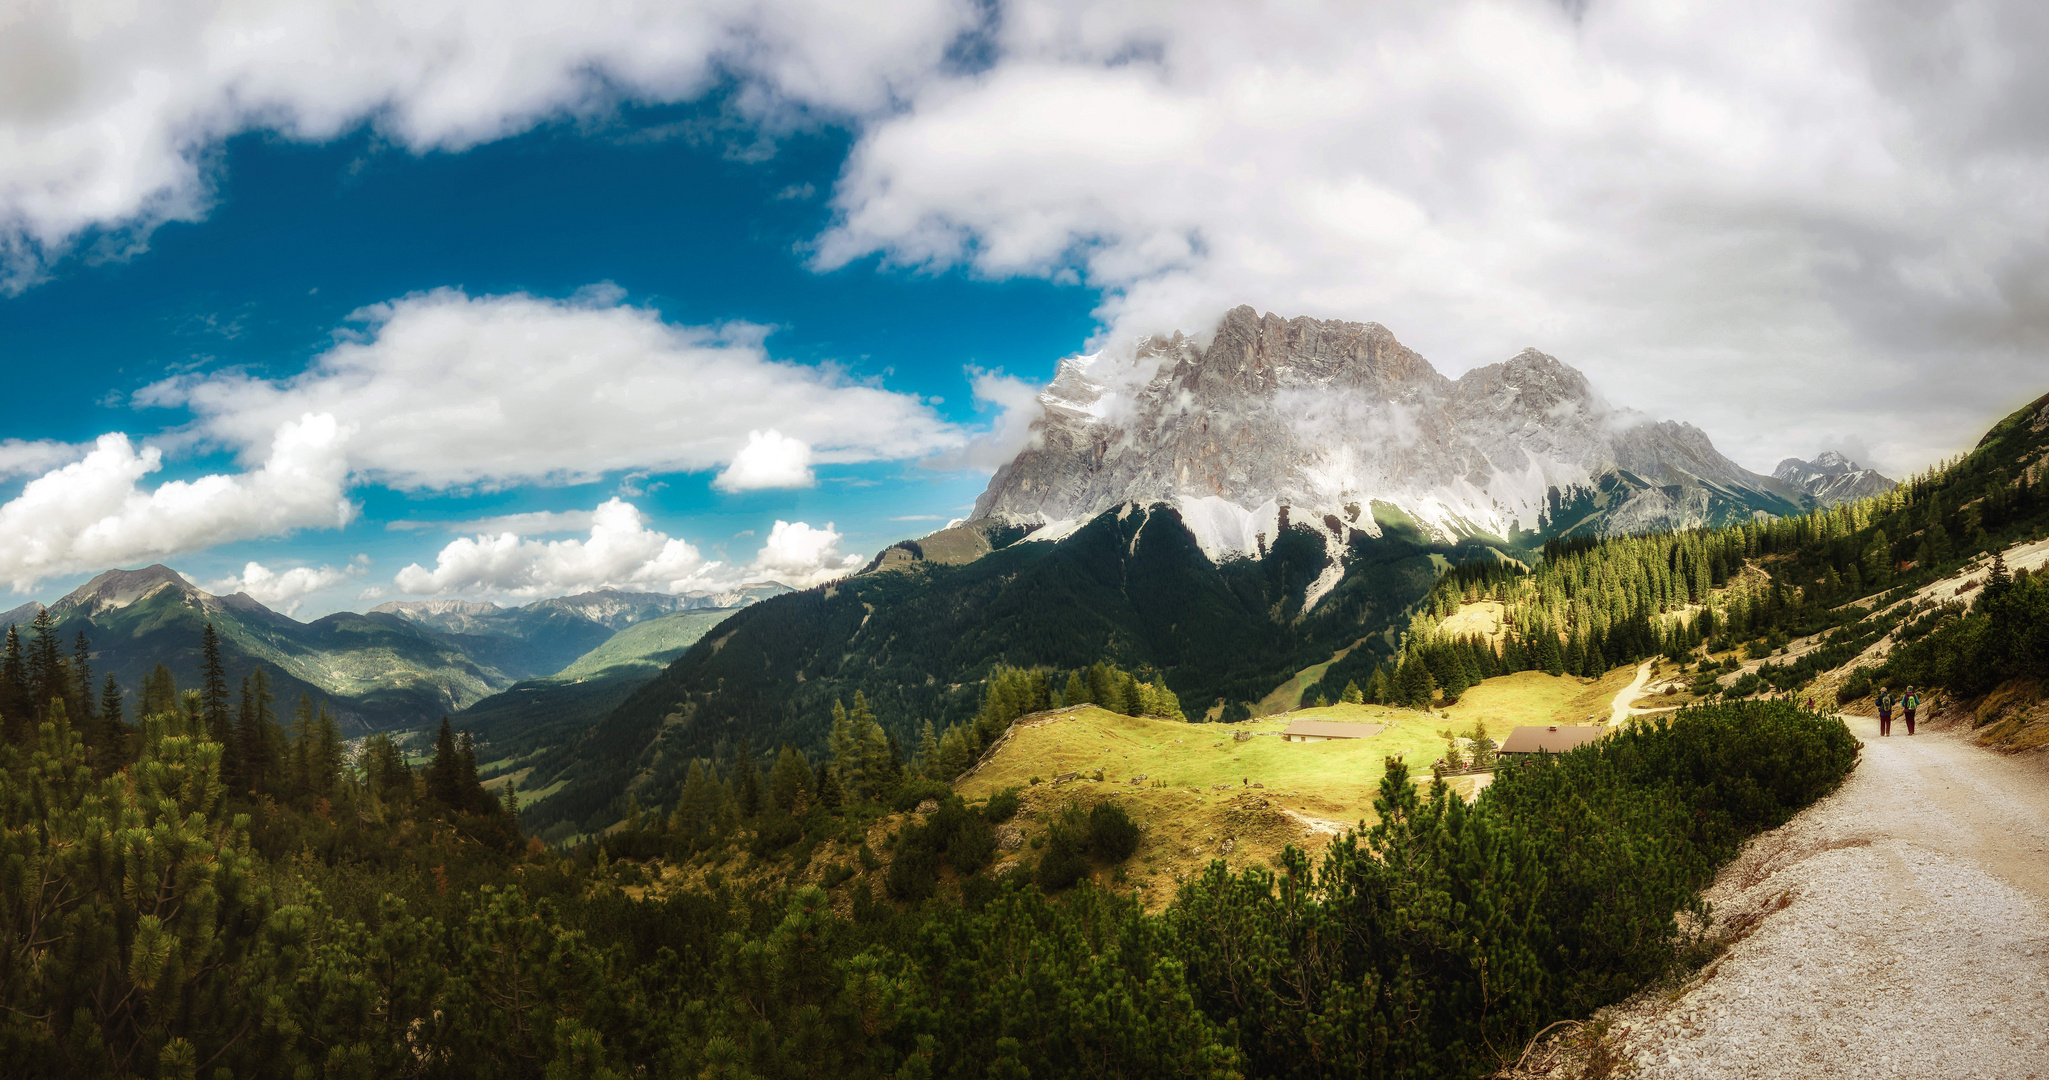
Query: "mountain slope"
526 502 1480 833
452 607 746 781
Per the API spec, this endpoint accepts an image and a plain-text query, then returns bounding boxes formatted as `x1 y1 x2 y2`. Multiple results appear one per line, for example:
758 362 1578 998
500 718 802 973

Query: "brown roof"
1497 725 1606 755
1280 719 1386 740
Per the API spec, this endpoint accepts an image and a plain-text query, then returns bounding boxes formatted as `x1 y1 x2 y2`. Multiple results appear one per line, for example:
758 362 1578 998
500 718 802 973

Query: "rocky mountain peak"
970 307 1804 565
1773 452 1896 507
371 598 507 619
52 565 204 617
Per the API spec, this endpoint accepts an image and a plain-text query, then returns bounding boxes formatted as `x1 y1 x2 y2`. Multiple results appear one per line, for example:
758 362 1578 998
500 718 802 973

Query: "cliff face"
972 305 1805 559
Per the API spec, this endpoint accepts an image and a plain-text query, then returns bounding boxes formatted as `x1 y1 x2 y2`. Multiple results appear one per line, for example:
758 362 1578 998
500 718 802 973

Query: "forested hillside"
1343 390 2049 714
523 503 1486 836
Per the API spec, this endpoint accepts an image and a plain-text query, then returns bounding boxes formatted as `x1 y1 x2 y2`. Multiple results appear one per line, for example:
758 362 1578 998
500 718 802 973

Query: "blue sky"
0 105 1098 615
3 1 2045 617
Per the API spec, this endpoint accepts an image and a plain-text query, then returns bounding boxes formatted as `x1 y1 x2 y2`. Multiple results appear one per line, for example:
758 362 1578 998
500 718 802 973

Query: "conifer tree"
815 762 846 810
139 663 177 718
95 673 125 772
234 667 277 795
457 731 481 809
916 719 940 776
313 705 342 798
26 607 63 722
1341 680 1363 704
1063 670 1090 707
0 625 24 742
70 631 94 725
289 693 316 795
730 737 763 818
200 624 237 787
426 718 463 808
768 744 813 812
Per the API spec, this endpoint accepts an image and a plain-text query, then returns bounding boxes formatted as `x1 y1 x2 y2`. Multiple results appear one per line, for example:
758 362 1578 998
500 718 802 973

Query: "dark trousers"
1880 711 1891 736
1904 709 1916 735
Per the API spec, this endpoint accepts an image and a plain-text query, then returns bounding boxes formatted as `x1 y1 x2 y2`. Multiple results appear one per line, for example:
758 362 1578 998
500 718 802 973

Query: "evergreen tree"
313 705 343 798
234 667 277 795
95 673 126 772
200 624 237 788
458 731 481 810
1340 680 1363 705
0 625 24 742
768 745 813 812
916 719 940 776
27 607 63 722
670 759 722 839
425 718 464 808
731 737 763 818
139 663 178 718
289 693 316 795
1063 670 1090 707
70 631 95 725
815 762 846 810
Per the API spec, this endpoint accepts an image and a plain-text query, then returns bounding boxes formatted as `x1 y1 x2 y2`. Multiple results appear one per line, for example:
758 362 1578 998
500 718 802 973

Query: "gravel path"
1598 714 2049 1079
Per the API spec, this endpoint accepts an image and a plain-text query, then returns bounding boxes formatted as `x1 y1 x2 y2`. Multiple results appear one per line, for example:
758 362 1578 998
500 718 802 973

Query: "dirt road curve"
1602 714 2049 1079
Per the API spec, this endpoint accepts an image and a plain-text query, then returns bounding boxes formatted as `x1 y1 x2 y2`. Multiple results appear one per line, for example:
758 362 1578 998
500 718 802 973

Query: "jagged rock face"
973 306 1803 556
1773 451 1898 507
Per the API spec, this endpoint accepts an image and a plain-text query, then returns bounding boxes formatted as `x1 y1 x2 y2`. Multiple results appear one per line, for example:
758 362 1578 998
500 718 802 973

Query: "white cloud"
143 287 964 489
808 0 2049 477
713 429 815 491
209 558 364 615
751 519 863 587
921 369 1045 472
0 414 355 592
391 497 860 597
0 439 81 481
387 509 598 535
0 0 979 289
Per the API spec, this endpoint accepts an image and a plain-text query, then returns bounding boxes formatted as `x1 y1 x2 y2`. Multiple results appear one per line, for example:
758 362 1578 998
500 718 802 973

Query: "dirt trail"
1602 716 2049 1079
1611 660 1656 724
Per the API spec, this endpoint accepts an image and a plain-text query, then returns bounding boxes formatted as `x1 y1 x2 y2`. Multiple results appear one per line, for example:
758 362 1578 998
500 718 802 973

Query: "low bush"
1086 801 1141 862
983 786 1022 823
892 778 954 812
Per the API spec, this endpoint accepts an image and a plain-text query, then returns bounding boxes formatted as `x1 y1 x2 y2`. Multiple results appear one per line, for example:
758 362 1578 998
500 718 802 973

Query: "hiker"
1903 687 1920 735
1876 689 1894 737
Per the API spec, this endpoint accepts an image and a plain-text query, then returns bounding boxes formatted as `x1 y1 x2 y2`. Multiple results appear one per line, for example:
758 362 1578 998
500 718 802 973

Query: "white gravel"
1598 714 2049 1079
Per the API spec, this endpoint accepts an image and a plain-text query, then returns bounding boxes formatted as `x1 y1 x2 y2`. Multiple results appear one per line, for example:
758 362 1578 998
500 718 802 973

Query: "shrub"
892 778 954 812
983 786 1022 823
1086 801 1142 863
886 833 940 902
1837 667 1874 705
1036 824 1091 891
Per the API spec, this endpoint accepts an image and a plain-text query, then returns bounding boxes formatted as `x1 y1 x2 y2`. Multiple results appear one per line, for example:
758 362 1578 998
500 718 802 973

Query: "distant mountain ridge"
0 567 779 733
1772 451 1897 507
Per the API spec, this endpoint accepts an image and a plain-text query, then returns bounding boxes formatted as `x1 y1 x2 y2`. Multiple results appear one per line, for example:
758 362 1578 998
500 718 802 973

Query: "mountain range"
519 307 1904 836
1772 451 1898 506
1 568 785 732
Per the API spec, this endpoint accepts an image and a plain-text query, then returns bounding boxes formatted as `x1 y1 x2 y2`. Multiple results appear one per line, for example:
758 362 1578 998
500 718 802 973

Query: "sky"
2 0 2046 618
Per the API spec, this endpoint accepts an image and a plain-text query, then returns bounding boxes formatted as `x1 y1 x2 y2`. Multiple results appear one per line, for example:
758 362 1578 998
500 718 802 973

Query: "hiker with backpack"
1903 688 1920 735
1876 689 1894 737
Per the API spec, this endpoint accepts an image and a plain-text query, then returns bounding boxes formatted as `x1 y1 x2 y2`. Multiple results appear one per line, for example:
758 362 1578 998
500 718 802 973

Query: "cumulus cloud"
0 439 81 481
209 557 365 615
0 414 355 592
391 497 860 597
809 0 2049 476
714 429 815 491
142 287 964 489
0 0 979 288
387 509 599 534
751 520 863 587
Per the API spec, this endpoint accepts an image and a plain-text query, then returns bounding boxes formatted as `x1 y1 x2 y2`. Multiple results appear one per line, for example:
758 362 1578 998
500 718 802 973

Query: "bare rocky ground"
1512 712 2049 1079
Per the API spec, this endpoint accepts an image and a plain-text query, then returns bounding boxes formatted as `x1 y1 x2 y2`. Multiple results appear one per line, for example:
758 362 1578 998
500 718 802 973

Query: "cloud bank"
209 558 365 615
143 287 963 490
0 0 979 288
393 497 858 597
0 414 355 592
